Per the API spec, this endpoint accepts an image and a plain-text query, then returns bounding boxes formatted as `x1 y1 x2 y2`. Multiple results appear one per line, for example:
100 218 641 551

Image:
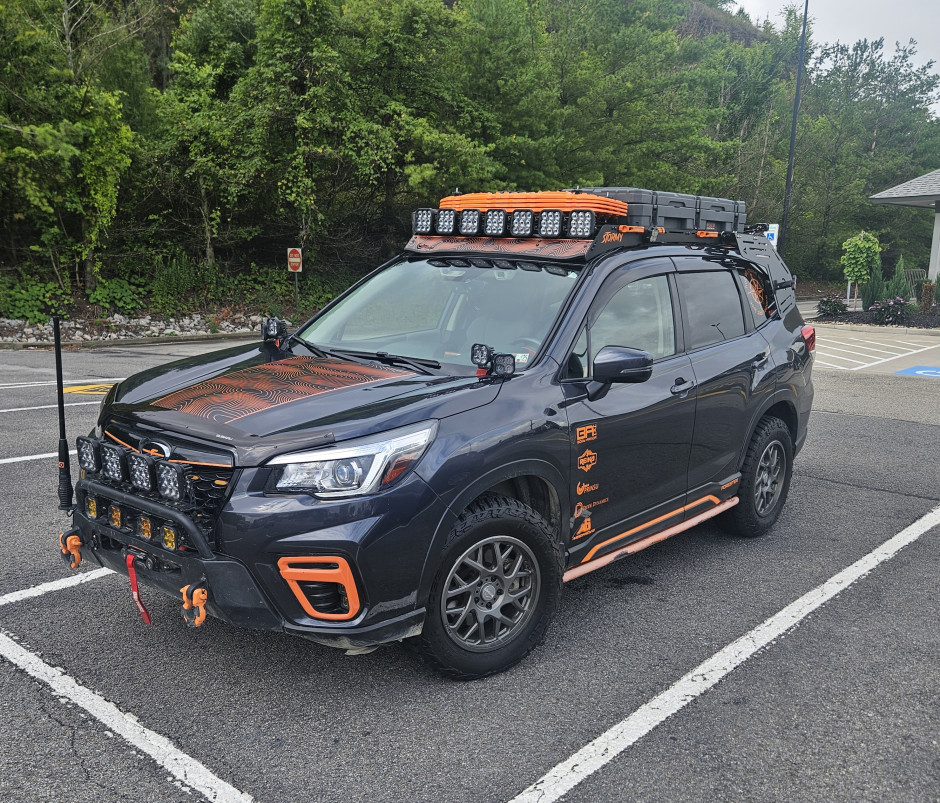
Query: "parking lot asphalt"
0 340 938 803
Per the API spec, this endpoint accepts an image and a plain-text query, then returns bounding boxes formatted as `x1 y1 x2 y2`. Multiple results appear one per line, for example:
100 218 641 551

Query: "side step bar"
563 497 739 582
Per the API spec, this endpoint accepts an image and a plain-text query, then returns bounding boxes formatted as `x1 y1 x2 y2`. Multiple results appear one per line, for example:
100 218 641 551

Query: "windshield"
299 258 579 372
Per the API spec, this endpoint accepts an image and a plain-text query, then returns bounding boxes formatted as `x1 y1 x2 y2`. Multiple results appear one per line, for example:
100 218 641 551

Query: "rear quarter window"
677 271 745 350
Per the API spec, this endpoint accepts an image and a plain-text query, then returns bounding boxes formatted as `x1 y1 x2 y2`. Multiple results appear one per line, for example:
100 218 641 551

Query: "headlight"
268 421 437 498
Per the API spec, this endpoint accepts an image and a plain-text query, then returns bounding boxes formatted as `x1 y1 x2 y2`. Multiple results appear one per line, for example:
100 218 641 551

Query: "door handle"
670 378 696 395
751 352 770 370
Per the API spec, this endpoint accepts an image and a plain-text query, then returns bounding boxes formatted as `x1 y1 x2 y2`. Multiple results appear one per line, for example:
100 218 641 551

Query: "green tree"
841 230 881 304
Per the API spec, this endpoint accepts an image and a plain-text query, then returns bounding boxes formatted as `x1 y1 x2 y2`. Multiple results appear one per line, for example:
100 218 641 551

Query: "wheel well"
762 400 797 445
467 476 562 540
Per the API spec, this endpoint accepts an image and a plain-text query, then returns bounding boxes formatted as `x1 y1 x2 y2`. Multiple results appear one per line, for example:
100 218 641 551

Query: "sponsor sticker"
576 423 597 444
578 449 597 472
577 481 599 496
574 517 595 540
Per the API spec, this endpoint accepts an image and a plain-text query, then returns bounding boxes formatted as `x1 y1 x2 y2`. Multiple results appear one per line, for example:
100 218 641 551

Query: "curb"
811 322 940 338
0 331 257 351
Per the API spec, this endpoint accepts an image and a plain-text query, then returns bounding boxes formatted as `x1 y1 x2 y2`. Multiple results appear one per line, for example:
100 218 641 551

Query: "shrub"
920 281 936 314
860 264 885 311
868 297 913 325
88 277 145 314
0 275 70 324
884 270 913 301
817 293 848 316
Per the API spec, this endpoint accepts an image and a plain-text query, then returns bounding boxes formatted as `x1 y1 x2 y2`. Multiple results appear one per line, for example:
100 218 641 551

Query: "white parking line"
0 569 113 608
849 342 940 371
0 401 99 413
823 340 904 356
813 359 847 370
0 450 76 465
509 503 940 803
0 629 254 803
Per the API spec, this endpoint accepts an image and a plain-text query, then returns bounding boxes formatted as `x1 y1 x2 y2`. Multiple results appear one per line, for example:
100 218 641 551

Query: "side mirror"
592 345 653 384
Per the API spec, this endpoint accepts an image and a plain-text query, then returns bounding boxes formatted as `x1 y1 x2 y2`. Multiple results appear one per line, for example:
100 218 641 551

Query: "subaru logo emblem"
140 439 172 459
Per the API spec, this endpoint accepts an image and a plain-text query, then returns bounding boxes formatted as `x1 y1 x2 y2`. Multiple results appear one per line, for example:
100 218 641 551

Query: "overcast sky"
734 0 939 71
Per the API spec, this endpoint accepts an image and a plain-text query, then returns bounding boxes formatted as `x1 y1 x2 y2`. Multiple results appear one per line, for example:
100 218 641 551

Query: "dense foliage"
2 0 939 320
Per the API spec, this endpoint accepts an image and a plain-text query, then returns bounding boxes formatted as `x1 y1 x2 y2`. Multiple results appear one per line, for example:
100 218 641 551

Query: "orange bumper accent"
277 556 361 621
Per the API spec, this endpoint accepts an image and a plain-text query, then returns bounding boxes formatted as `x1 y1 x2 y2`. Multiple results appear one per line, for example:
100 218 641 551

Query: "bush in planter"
868 297 913 325
817 294 848 315
860 265 885 311
920 282 936 314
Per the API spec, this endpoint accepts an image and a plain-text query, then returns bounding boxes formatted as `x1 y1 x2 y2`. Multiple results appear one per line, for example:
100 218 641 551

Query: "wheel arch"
739 391 798 468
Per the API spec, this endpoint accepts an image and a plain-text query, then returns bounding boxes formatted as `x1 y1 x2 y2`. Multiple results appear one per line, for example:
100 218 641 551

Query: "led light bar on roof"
439 191 628 217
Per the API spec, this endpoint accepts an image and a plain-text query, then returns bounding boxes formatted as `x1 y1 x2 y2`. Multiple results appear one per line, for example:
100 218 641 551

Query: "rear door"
673 257 776 496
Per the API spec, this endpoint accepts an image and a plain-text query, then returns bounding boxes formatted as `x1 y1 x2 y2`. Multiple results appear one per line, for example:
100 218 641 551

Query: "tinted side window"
592 275 676 361
677 271 745 350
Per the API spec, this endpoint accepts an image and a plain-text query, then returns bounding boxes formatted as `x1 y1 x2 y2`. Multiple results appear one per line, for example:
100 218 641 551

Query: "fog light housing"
162 525 177 550
86 497 98 519
156 462 186 501
101 444 126 482
127 453 155 492
137 516 153 540
108 505 122 529
76 437 101 473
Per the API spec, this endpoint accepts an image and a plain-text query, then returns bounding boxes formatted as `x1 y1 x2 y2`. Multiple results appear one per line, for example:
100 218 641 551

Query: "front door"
561 265 696 563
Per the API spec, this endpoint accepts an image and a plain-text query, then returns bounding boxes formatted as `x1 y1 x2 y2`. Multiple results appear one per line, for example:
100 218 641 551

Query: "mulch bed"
814 310 940 329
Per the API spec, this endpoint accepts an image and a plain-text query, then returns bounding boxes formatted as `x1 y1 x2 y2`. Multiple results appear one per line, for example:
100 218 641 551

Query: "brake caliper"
180 581 208 628
58 528 83 569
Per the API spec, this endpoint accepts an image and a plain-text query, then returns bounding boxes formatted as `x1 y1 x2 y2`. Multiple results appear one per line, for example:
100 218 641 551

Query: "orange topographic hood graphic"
151 356 413 425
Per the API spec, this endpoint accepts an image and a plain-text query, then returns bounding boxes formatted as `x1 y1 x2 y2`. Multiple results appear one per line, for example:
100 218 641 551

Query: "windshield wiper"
288 334 365 364
331 349 441 376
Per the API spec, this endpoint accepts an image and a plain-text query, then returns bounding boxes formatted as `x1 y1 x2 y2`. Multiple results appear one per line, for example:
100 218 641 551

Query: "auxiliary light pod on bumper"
59 528 83 569
181 581 208 628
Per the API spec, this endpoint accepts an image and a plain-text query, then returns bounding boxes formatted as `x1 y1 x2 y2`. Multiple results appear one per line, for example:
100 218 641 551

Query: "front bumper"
72 477 430 648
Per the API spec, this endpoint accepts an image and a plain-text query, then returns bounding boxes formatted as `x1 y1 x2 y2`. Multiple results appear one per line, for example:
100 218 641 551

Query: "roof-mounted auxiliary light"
413 208 435 235
484 209 507 237
436 208 456 235
510 210 534 237
460 210 481 236
538 210 563 238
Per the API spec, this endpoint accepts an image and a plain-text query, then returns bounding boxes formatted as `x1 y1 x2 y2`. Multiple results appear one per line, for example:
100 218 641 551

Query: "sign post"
287 248 302 316
764 223 780 249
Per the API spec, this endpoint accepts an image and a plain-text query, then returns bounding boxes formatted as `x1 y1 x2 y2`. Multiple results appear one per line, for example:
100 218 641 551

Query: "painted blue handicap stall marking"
895 366 940 378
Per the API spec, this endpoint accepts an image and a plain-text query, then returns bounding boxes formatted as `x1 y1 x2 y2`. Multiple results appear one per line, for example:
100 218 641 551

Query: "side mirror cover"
592 345 654 384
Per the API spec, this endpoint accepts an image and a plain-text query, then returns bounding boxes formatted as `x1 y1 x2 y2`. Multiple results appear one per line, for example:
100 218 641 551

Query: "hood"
105 343 500 465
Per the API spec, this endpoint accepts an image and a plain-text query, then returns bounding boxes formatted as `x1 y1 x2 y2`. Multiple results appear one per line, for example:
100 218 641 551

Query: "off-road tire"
418 495 563 680
720 415 793 538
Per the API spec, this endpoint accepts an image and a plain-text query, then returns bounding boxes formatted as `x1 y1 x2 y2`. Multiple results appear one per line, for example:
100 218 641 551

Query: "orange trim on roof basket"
439 191 628 216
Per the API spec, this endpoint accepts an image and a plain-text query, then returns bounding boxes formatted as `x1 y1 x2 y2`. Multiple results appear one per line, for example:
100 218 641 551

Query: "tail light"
801 325 815 352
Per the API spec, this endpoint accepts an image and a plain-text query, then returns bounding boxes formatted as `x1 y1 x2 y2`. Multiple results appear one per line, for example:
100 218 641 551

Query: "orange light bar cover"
439 191 628 217
277 556 361 621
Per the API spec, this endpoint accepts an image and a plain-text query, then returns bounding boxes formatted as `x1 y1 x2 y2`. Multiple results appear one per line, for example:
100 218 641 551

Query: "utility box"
573 186 746 232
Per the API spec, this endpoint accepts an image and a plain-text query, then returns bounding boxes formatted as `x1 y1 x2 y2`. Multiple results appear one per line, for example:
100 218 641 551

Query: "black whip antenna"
53 315 74 510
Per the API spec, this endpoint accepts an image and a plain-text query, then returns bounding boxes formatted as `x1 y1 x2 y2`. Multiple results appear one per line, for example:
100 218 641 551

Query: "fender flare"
415 458 570 603
738 388 799 467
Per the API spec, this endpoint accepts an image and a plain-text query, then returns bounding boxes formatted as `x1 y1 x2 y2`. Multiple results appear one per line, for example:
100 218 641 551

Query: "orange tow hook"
180 582 208 628
59 528 83 569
